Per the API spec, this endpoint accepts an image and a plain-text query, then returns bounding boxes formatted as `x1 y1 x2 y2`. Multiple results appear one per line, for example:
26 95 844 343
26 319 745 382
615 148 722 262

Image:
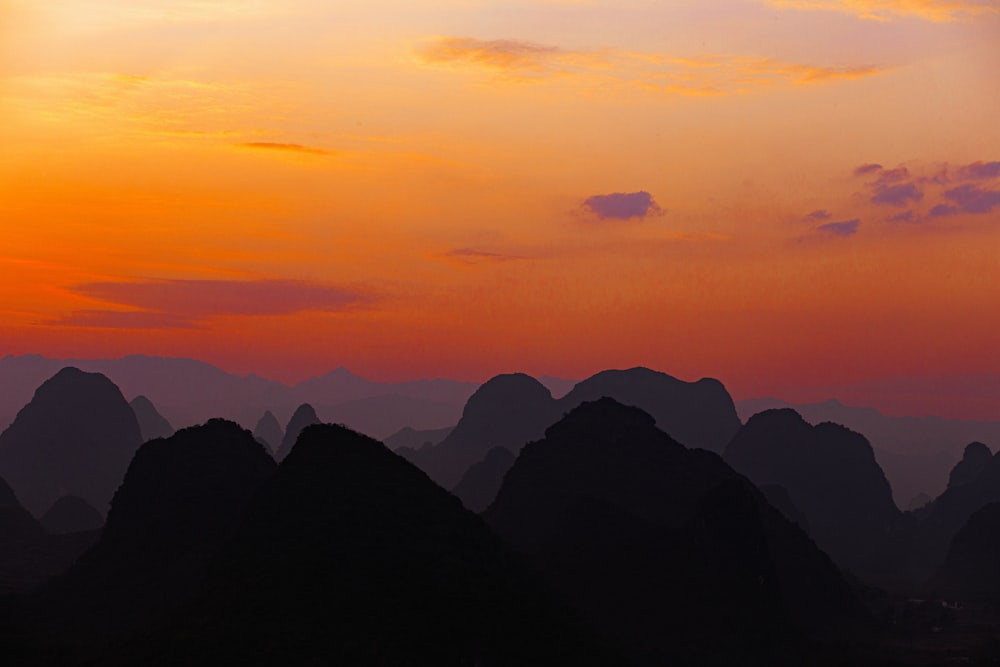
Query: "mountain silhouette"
129 396 174 442
486 398 866 665
0 368 143 516
111 423 626 666
40 496 103 535
928 502 1000 602
398 373 558 488
0 474 44 545
32 419 276 655
274 403 320 461
947 442 992 490
451 446 515 512
251 410 283 454
724 408 901 580
383 425 453 450
561 367 741 452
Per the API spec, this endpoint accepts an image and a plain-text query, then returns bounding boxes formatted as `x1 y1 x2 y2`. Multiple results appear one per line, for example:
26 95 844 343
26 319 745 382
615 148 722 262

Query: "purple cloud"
887 210 916 223
871 182 923 206
46 310 201 330
944 184 1000 213
817 219 860 236
957 161 1000 181
929 204 960 218
443 248 522 264
583 191 661 220
853 163 883 176
870 167 910 186
803 209 832 222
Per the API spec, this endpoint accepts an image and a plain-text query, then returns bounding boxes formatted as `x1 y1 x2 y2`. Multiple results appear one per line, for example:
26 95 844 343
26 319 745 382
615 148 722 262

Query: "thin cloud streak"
764 0 1000 22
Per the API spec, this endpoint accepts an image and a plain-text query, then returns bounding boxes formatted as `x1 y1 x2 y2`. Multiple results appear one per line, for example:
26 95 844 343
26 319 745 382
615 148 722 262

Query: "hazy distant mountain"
0 368 143 517
116 423 625 666
251 411 283 454
928 502 1000 602
34 420 276 653
128 396 174 442
538 375 577 399
290 366 478 406
40 496 103 535
275 403 320 462
486 398 866 665
724 409 901 580
319 393 462 440
737 397 1000 505
383 425 453 450
562 368 741 453
451 446 515 513
947 442 992 490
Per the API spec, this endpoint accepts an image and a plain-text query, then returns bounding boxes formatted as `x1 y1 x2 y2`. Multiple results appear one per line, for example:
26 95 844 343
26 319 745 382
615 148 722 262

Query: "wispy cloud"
957 161 1000 181
803 209 833 221
583 191 661 220
440 248 525 266
871 182 923 206
854 163 883 176
238 142 336 156
416 38 885 95
763 0 1000 22
943 183 1000 213
817 218 861 236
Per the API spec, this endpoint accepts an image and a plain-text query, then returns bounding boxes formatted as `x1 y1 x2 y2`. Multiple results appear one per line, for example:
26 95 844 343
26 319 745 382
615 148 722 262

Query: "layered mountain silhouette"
32 419 276 656
0 368 143 516
401 367 741 490
486 398 866 665
129 396 174 442
0 475 43 546
947 442 992 490
110 423 625 666
383 425 453 450
251 410 283 454
275 403 319 461
40 496 103 535
928 502 1000 602
724 409 901 580
451 446 515 513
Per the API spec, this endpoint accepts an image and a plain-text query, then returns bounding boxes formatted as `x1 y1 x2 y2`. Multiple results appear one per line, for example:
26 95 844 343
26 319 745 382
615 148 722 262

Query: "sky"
1 0 998 416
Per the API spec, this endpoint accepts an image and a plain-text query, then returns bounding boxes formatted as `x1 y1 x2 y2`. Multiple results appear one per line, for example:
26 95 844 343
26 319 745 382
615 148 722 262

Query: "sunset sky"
1 0 998 415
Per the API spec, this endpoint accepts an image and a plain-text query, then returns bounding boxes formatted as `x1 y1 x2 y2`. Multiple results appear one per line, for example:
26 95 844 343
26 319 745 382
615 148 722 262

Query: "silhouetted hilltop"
399 373 559 488
0 368 142 516
129 396 174 442
40 496 103 535
33 419 276 653
251 411 283 454
383 425 453 450
947 442 992 490
928 502 1000 602
0 475 43 545
275 403 319 461
451 446 515 513
115 423 626 666
724 409 900 580
486 398 866 665
561 368 741 452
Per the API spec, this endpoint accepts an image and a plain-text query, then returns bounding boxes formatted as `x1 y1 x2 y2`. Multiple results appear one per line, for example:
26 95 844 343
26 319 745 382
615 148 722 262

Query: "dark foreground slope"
114 423 625 667
486 399 868 666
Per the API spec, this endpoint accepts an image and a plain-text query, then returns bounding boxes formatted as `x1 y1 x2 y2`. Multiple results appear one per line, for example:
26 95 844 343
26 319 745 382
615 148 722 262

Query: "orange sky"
1 0 998 413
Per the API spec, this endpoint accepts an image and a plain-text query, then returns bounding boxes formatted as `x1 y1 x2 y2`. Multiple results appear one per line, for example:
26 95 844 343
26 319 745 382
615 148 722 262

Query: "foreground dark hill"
928 502 1000 602
724 409 901 580
0 368 143 516
32 420 276 653
275 403 319 462
486 399 867 666
128 396 174 442
451 446 515 513
116 423 625 666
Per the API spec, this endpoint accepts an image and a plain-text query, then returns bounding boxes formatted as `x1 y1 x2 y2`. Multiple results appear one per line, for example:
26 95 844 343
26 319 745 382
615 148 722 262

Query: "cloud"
441 248 524 265
817 219 861 236
763 0 1000 22
239 142 336 156
871 182 923 206
417 37 886 95
957 161 1000 181
870 166 911 186
853 163 883 176
803 209 833 221
943 183 1000 213
929 203 960 217
51 278 371 329
887 210 916 222
583 191 661 220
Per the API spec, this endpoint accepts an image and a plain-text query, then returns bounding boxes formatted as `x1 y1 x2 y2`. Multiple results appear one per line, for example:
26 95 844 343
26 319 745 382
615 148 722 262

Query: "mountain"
110 423 626 666
724 409 901 581
251 411 283 454
538 375 577 399
0 368 143 517
275 403 320 462
928 502 1000 602
40 496 103 535
486 398 867 665
290 367 477 406
737 397 1000 505
398 374 559 488
451 446 515 513
383 425 453 450
319 394 462 440
561 368 741 452
33 419 276 654
947 442 992 490
129 396 174 442
0 475 44 545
